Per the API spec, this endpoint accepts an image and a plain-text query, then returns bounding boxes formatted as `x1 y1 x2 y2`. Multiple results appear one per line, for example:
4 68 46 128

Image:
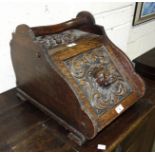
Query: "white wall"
0 1 155 93
127 16 155 59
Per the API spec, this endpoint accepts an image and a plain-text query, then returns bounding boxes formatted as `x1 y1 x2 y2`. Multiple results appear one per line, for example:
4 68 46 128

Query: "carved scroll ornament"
65 46 132 115
35 30 88 49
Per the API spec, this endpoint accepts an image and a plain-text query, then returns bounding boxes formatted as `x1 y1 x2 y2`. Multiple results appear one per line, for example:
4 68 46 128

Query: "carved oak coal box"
10 11 145 145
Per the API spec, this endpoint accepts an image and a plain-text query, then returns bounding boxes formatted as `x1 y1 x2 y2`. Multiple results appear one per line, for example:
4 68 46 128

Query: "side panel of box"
10 25 96 144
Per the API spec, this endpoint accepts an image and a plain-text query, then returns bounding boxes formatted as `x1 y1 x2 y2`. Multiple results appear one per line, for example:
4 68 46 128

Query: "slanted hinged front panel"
64 46 132 116
51 29 139 130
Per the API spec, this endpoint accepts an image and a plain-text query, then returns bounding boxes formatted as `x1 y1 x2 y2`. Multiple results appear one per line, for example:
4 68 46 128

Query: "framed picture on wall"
133 2 155 26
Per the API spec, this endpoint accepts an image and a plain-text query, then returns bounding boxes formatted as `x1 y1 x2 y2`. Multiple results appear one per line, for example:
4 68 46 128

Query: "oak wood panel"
0 89 21 115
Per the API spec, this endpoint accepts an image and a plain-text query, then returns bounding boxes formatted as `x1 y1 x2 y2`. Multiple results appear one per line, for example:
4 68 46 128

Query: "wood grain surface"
0 76 155 151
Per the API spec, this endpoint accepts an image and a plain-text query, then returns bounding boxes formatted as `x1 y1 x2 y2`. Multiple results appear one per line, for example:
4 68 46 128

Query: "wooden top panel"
34 29 98 50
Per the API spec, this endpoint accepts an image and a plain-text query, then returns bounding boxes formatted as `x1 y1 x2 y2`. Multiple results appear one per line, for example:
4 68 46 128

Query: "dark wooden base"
16 88 86 146
0 76 155 151
133 48 155 80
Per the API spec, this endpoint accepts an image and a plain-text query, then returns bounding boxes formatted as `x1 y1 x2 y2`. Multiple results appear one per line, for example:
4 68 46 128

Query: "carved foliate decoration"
35 30 88 49
64 46 132 115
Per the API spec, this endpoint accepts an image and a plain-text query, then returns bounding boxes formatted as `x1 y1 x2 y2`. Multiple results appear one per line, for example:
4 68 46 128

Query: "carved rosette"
65 46 132 115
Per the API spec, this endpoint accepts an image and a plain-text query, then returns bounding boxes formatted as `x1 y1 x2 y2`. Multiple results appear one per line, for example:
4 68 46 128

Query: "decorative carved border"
51 34 139 134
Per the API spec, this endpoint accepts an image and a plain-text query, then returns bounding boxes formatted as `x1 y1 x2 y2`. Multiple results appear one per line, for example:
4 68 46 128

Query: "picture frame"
133 2 155 26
